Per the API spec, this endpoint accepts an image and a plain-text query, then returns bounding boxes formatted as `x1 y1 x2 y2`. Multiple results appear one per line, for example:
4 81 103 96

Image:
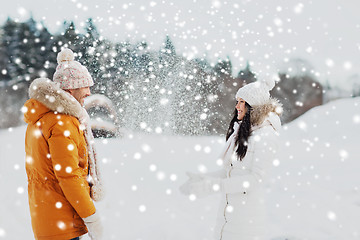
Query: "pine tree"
271 58 323 123
0 21 10 81
80 18 101 75
1 18 20 82
237 61 256 85
36 20 56 79
214 57 232 77
159 35 177 70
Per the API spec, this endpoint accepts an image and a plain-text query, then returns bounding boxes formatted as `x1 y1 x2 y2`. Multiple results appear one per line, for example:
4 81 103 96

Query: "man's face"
68 87 91 106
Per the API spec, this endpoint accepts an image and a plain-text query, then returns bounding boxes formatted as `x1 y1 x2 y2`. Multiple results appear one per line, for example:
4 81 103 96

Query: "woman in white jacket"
180 79 282 240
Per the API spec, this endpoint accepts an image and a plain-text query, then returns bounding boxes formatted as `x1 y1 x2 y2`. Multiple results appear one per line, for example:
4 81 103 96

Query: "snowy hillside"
0 97 359 240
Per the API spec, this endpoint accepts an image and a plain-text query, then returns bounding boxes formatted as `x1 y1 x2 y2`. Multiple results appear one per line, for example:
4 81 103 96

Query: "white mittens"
179 172 222 198
83 211 103 240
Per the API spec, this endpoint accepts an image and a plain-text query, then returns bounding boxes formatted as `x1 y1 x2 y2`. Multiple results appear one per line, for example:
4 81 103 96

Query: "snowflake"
57 221 66 230
55 202 62 209
197 164 207 173
17 187 24 194
149 164 157 172
67 144 74 151
327 211 337 221
156 171 165 180
134 153 141 160
226 205 234 213
343 61 352 70
0 228 6 237
189 194 197 201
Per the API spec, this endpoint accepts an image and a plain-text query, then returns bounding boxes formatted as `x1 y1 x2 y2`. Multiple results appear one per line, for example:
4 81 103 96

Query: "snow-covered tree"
271 58 323 123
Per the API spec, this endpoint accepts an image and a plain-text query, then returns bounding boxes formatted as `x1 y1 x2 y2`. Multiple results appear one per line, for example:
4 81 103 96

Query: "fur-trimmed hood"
25 78 104 201
250 97 282 132
27 78 87 121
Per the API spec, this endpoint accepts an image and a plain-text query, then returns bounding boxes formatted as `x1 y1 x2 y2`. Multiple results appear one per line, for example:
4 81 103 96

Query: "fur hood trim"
250 97 282 131
29 78 104 201
29 78 84 120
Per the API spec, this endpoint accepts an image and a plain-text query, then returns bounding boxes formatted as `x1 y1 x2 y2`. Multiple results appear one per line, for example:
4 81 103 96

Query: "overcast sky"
1 0 359 89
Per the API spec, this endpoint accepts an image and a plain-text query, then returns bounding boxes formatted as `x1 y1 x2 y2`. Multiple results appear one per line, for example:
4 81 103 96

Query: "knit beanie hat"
235 78 275 106
53 48 94 89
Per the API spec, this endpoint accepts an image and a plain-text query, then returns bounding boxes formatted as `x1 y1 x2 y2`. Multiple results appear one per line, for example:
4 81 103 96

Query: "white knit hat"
235 79 275 106
53 48 94 89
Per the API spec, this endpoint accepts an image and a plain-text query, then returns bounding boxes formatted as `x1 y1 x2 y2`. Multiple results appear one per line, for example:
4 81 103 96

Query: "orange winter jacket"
24 98 96 240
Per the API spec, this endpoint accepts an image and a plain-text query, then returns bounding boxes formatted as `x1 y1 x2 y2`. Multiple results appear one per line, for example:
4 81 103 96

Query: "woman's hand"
179 173 221 198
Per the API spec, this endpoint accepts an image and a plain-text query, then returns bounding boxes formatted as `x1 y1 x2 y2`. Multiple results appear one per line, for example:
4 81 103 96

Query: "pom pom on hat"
263 78 275 91
235 79 276 106
53 48 94 89
57 48 75 63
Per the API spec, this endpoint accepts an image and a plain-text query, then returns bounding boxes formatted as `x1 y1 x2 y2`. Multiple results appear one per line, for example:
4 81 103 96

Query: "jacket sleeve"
48 117 96 218
203 138 234 179
221 126 278 194
205 169 227 178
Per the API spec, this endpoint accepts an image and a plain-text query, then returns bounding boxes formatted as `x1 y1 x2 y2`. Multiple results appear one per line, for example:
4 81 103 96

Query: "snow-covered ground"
1 97 360 240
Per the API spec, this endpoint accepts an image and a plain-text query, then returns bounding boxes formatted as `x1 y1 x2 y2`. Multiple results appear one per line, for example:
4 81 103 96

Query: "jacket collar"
250 97 282 132
28 78 88 122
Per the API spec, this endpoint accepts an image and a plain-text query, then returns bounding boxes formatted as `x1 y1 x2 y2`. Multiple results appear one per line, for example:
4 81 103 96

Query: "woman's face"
235 98 247 120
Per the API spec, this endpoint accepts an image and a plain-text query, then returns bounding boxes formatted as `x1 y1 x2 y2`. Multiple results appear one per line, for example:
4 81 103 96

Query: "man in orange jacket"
24 48 104 240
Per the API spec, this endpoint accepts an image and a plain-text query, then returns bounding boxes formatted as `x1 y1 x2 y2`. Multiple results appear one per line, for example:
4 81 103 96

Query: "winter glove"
83 211 103 240
180 173 222 198
179 172 204 195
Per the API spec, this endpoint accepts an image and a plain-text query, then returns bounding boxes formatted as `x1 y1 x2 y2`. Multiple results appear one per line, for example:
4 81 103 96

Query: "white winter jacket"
210 99 282 240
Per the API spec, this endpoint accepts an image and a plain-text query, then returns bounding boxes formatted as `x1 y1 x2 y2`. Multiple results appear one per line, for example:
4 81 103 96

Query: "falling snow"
2 96 360 239
1 0 360 239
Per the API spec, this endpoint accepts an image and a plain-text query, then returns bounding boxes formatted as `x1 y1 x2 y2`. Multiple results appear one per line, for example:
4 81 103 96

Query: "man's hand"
83 211 103 240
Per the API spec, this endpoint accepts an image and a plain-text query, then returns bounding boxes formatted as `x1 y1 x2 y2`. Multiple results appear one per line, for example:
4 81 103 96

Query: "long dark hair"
225 102 252 160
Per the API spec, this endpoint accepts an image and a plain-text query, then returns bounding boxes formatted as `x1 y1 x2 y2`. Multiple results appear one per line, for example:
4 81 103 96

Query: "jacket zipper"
219 163 234 239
